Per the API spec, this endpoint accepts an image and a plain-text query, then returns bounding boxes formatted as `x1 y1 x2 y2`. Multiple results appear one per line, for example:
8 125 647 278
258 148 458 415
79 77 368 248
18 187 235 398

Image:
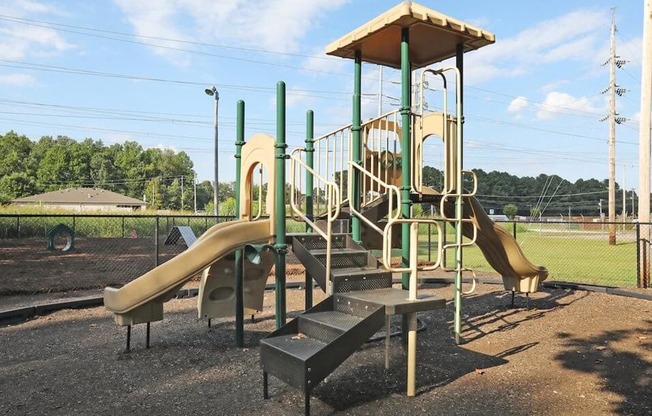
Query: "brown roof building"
12 188 147 212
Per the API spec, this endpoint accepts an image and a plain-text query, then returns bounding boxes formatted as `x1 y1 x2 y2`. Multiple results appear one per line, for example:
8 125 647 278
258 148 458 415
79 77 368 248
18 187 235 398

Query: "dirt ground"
1 281 650 416
0 238 307 295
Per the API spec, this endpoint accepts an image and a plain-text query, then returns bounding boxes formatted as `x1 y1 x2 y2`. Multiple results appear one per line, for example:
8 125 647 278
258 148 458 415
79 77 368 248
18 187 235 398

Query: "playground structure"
103 2 548 415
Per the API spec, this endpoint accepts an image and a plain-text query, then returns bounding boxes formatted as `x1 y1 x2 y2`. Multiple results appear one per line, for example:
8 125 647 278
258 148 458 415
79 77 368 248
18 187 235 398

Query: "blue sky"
0 0 646 189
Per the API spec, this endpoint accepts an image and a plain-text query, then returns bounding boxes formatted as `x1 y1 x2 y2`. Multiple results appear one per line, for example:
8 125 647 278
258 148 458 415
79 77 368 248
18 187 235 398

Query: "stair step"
310 248 370 269
292 234 347 250
331 268 392 293
262 333 328 361
298 311 364 343
330 267 385 277
260 295 386 394
308 248 367 256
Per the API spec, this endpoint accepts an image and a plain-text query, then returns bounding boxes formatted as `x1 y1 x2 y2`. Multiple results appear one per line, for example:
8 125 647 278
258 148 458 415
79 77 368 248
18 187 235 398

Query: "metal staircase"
291 234 392 293
261 292 385 415
260 224 398 415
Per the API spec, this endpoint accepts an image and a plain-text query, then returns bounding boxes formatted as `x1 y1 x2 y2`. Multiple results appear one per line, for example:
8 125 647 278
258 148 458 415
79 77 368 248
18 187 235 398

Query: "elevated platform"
326 1 495 68
340 287 446 315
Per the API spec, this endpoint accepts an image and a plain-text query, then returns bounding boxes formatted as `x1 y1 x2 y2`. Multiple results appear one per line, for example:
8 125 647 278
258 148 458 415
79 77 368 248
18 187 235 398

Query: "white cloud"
507 96 528 114
285 87 317 109
0 73 36 86
536 91 602 120
0 1 73 60
301 49 346 75
113 0 350 63
462 9 609 84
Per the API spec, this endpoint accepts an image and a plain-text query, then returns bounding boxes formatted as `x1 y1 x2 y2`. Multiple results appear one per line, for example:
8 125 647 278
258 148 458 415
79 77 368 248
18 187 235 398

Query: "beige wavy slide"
431 187 548 292
104 219 273 325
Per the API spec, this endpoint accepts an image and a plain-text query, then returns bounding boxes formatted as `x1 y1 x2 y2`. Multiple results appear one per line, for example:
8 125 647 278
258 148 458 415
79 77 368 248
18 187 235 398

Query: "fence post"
72 215 76 233
154 216 160 267
636 222 641 286
512 221 516 239
122 216 125 238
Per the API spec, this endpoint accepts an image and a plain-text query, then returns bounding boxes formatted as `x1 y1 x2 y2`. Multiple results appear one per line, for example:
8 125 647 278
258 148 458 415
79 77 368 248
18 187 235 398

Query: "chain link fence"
418 219 647 288
0 215 648 299
0 214 232 296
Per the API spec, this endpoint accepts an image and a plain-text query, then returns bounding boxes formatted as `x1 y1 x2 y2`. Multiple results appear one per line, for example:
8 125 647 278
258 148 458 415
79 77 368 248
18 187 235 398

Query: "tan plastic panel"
326 1 495 68
197 249 274 319
104 219 273 316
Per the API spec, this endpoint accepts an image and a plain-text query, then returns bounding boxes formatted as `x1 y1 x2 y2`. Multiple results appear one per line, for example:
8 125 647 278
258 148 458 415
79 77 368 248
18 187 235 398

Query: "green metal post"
351 50 362 244
400 27 412 290
275 81 288 328
305 110 314 310
306 110 314 232
454 43 465 344
234 99 245 347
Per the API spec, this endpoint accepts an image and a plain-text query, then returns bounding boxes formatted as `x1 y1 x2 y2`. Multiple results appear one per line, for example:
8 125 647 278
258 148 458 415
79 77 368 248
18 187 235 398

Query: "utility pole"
378 66 383 116
193 174 197 213
638 0 652 288
180 175 184 212
602 8 628 245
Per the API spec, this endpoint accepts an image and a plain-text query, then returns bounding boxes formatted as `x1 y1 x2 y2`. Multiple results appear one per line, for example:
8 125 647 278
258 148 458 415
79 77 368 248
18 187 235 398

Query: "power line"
0 14 350 78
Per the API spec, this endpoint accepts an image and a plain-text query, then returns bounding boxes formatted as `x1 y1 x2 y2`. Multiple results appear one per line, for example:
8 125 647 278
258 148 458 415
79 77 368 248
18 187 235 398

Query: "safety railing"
347 161 401 237
382 219 446 300
360 110 403 205
290 148 341 295
311 123 351 211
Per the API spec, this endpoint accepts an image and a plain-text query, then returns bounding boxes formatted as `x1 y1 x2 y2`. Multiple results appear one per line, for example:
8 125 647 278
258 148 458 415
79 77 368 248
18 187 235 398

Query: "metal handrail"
312 124 351 208
347 161 401 237
290 148 341 295
382 218 444 273
361 110 402 202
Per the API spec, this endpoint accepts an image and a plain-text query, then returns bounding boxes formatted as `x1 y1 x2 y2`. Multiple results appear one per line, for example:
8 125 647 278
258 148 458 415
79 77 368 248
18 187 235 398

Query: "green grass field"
413 229 638 288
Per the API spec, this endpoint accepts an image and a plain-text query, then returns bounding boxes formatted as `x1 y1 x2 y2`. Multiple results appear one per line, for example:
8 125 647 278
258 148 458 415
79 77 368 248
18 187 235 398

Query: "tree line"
0 131 220 211
422 166 634 218
0 130 635 217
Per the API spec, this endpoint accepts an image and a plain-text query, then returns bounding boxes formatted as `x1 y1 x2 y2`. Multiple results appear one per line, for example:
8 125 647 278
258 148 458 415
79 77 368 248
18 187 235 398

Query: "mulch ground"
1 282 650 415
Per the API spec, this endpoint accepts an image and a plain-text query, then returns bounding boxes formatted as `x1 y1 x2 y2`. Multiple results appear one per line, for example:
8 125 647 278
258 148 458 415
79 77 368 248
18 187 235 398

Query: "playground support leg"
235 100 246 347
453 42 465 346
275 81 287 328
351 51 362 244
304 110 315 312
399 26 413 345
305 272 313 311
235 250 244 347
406 312 417 397
305 390 311 416
385 316 391 369
126 325 131 352
263 371 269 399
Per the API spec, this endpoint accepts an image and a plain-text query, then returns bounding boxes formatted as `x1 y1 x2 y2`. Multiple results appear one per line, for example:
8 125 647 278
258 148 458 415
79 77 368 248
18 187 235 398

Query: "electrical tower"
601 8 628 245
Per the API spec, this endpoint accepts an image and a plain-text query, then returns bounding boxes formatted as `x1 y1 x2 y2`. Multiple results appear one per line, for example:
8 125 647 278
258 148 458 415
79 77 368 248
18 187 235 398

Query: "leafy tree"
0 192 11 206
196 180 214 211
144 177 163 210
0 131 35 180
220 197 237 217
503 204 518 219
0 172 37 198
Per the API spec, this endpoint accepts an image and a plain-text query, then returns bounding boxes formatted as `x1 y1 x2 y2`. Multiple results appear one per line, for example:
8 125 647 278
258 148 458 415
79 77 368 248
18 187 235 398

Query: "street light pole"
205 86 219 219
